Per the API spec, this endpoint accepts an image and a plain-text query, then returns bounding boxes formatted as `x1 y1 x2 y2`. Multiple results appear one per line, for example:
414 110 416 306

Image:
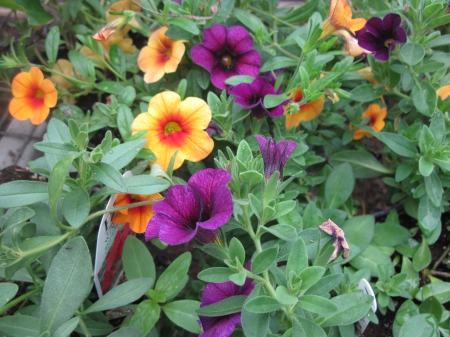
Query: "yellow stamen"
35 90 45 99
384 38 394 47
164 121 182 135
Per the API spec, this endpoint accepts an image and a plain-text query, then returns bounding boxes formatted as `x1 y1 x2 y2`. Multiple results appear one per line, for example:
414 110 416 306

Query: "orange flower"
334 29 370 57
9 67 57 125
352 103 387 140
112 193 162 233
320 0 366 39
284 87 325 130
49 59 77 104
437 84 450 101
138 26 186 83
106 0 141 31
132 91 214 171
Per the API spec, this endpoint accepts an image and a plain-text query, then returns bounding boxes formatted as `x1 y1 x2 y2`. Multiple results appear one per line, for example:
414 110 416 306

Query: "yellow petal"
178 97 211 130
437 84 450 101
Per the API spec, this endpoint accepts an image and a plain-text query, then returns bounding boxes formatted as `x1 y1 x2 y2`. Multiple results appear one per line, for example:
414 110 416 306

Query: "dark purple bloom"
145 168 233 245
229 77 287 120
191 24 261 90
199 265 254 337
357 13 407 61
206 121 224 137
255 135 297 181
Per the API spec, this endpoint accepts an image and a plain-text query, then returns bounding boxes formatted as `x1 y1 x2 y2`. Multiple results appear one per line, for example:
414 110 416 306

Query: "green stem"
20 231 73 258
273 44 301 60
33 47 49 68
429 270 450 279
391 90 409 99
41 66 93 87
102 60 126 81
432 244 450 271
77 315 92 337
0 286 42 315
247 5 297 29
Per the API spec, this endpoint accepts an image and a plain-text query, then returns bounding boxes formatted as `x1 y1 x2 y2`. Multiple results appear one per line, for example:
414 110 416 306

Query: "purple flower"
191 24 261 90
357 13 407 61
255 135 297 181
206 121 224 137
229 77 287 120
199 266 254 337
145 168 233 245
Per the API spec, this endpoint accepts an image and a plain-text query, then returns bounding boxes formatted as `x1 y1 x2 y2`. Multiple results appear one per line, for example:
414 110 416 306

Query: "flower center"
35 90 45 99
368 115 377 126
383 38 394 47
220 54 233 68
164 121 182 136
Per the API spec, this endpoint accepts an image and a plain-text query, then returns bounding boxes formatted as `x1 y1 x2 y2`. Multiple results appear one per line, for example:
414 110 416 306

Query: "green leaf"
90 162 127 192
155 252 191 298
244 296 282 313
419 296 444 322
129 299 160 335
62 188 90 228
253 247 279 274
416 282 450 303
197 295 247 316
14 0 53 24
419 156 434 177
34 142 76 155
325 163 354 209
318 293 374 327
350 84 379 102
68 50 91 79
418 194 440 237
424 171 442 207
412 80 437 117
117 105 134 141
286 237 308 277
398 314 438 337
304 274 344 296
45 26 60 63
261 57 298 72
233 7 265 34
349 244 391 277
0 283 18 307
412 239 431 271
0 181 49 208
101 139 147 171
123 236 155 286
0 0 24 10
373 222 410 247
0 315 39 337
374 132 418 158
276 286 298 305
230 269 247 286
229 237 245 265
400 43 425 65
262 224 297 241
124 175 169 195
293 316 327 337
298 295 338 315
162 300 202 333
236 140 252 164
48 155 72 223
39 237 92 334
242 285 270 337
197 267 235 283
299 266 326 292
328 150 393 178
168 17 199 35
107 327 144 337
263 94 289 109
83 278 152 314
52 317 79 337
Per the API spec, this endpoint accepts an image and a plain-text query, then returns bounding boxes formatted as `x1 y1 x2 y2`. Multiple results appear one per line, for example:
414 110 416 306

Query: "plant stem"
273 44 301 60
432 244 450 271
429 270 450 278
77 315 92 337
247 5 297 29
0 286 42 315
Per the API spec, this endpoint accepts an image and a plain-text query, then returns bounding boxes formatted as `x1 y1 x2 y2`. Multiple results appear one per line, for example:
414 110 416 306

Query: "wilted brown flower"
319 219 350 262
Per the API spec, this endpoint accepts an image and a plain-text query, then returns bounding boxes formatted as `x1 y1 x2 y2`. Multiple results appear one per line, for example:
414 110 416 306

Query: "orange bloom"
320 0 366 39
352 103 387 140
334 29 370 57
437 84 450 101
106 0 141 31
132 91 214 171
93 21 119 42
112 193 162 233
284 87 325 130
9 67 57 125
138 27 186 83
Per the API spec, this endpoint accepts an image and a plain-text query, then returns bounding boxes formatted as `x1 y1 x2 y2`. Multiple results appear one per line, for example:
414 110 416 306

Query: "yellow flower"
284 87 325 130
9 67 57 125
132 91 214 171
352 103 387 140
320 0 366 39
437 84 450 101
138 27 186 83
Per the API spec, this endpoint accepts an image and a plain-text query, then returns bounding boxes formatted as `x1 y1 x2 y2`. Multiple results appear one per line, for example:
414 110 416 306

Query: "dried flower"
145 168 233 245
351 103 387 140
191 24 261 90
319 219 350 262
334 29 371 57
9 67 57 125
357 13 407 61
284 87 325 130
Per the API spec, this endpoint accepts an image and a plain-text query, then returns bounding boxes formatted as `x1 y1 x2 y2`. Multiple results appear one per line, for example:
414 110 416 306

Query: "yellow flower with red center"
284 87 325 130
112 193 162 234
352 103 387 140
138 27 186 83
437 84 450 101
320 0 367 39
9 67 57 125
132 91 214 171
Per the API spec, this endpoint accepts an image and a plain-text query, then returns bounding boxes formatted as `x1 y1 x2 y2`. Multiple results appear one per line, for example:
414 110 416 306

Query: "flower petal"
41 79 57 107
437 84 450 100
210 66 238 90
9 97 34 121
364 17 384 38
229 82 255 108
178 97 212 130
29 103 50 125
199 314 241 337
202 24 227 52
234 50 261 78
191 45 217 72
226 26 254 54
178 129 214 165
11 70 36 98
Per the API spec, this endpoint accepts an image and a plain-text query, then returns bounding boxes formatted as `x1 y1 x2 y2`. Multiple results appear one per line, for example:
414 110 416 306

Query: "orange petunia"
132 91 214 171
284 87 325 130
112 193 162 234
9 67 57 125
437 84 450 101
138 26 186 83
352 103 387 140
320 0 367 40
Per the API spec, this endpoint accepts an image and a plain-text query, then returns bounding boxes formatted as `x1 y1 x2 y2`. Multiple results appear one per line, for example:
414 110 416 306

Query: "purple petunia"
145 168 233 245
255 135 297 181
199 265 254 337
191 24 261 90
357 13 407 61
229 77 288 120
